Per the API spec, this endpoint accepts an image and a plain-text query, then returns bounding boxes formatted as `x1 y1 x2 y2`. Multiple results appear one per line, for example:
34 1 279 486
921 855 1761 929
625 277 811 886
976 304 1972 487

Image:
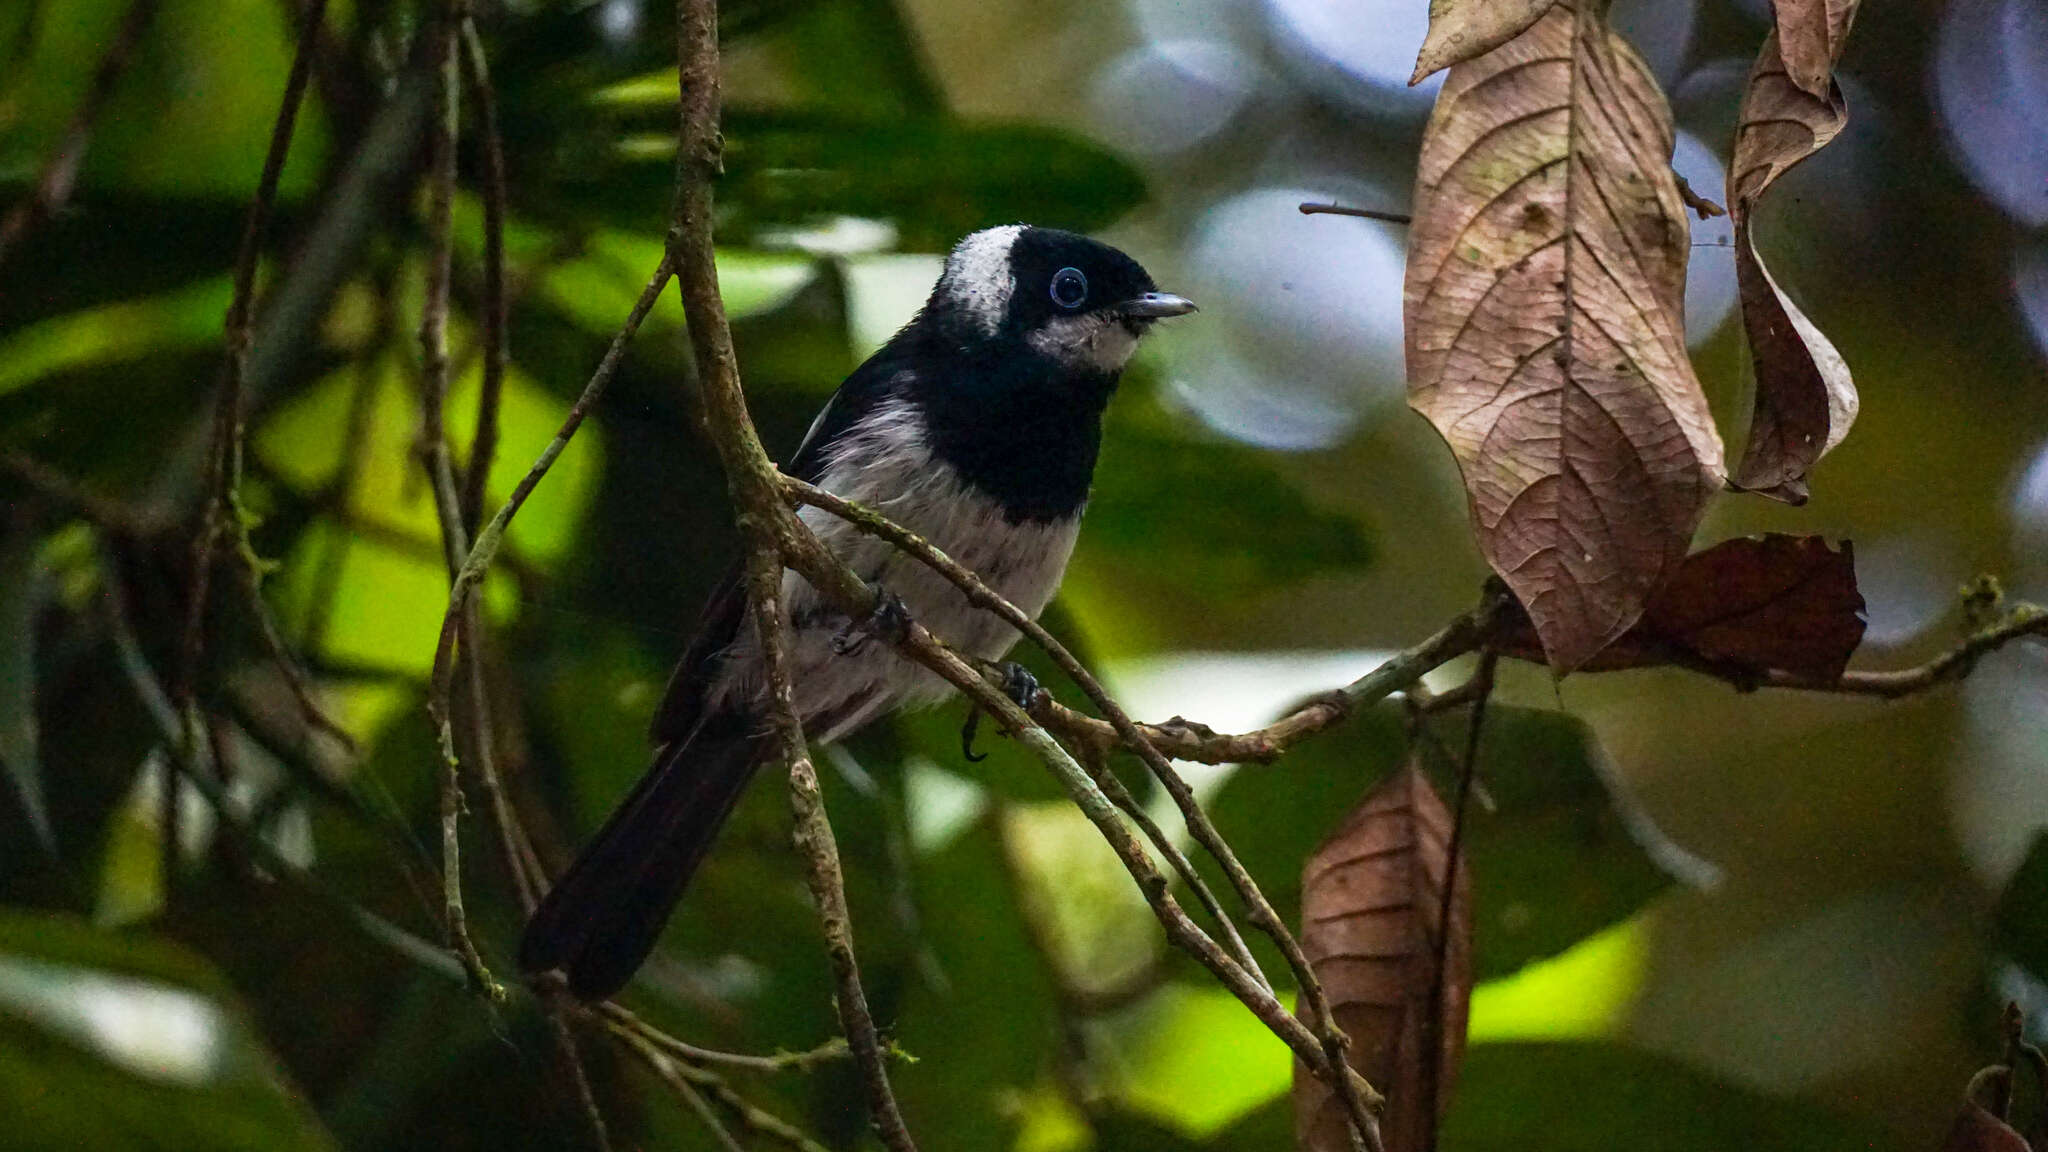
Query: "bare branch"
416 6 499 1000
1420 650 1495 1143
547 1002 616 1152
1298 202 1413 224
666 0 915 1142
597 1003 853 1073
784 475 1386 1146
610 1025 832 1152
458 17 510 536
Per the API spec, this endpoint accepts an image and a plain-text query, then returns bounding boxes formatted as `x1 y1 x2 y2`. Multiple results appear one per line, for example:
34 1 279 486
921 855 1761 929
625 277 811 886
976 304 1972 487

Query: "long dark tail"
520 713 764 1000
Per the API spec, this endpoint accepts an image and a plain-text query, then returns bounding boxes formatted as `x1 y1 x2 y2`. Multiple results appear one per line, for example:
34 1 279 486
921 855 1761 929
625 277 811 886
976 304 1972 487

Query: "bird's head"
927 225 1196 377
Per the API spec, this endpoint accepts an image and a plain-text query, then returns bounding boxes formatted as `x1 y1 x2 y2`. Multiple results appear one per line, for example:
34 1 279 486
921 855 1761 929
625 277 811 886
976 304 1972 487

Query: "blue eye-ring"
1050 266 1088 309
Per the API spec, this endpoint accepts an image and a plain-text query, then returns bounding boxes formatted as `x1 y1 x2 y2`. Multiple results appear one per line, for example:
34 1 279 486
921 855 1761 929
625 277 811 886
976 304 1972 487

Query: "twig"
416 4 499 1000
176 0 332 719
783 478 1269 976
666 0 915 1142
612 1026 749 1152
596 1004 852 1073
457 17 509 536
428 248 675 714
1740 603 2047 697
1674 174 1728 220
547 1004 616 1152
610 1023 834 1152
229 551 361 756
0 0 158 269
1420 649 1494 1146
1298 202 1413 224
1 450 160 537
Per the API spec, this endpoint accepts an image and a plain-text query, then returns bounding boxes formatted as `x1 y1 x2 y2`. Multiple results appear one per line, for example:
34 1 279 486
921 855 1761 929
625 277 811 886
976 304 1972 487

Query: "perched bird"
519 225 1196 1000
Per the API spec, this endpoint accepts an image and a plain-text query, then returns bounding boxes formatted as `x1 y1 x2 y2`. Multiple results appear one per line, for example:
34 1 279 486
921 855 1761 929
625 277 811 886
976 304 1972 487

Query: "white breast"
710 396 1082 741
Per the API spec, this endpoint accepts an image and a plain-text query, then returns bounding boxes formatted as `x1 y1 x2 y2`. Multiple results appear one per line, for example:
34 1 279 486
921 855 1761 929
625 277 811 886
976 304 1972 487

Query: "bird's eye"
1050 267 1088 310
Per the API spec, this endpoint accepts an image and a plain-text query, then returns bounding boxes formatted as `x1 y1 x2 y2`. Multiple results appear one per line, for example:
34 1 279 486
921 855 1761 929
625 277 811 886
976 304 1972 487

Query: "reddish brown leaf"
1939 1103 2030 1152
1500 533 1867 677
1294 761 1472 1152
1773 0 1859 99
1410 0 1557 85
1405 2 1725 672
1727 27 1859 503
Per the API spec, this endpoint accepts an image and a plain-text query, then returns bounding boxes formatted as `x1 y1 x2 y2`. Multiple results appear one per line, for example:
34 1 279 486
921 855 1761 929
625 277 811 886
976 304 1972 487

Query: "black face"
998 227 1160 338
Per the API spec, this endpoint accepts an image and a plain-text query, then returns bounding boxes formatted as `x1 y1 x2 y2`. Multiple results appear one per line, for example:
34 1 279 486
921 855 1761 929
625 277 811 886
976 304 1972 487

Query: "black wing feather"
649 350 914 743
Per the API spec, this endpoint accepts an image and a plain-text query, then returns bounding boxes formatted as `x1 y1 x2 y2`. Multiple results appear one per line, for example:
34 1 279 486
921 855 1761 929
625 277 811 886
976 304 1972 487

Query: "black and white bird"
520 225 1195 1000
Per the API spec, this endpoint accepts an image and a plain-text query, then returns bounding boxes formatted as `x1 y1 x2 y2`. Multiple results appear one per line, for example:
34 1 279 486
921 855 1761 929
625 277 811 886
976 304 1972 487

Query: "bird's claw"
998 662 1041 712
959 665 1040 763
960 708 987 762
831 585 911 656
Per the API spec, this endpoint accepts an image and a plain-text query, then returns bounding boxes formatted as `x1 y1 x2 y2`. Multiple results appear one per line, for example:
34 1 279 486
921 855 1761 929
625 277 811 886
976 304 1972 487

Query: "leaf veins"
1294 760 1472 1152
1404 1 1724 672
1726 15 1862 504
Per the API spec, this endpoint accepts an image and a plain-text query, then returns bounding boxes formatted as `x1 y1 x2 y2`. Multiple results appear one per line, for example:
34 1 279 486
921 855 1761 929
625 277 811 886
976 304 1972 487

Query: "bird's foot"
959 664 1042 763
831 584 911 656
998 662 1042 712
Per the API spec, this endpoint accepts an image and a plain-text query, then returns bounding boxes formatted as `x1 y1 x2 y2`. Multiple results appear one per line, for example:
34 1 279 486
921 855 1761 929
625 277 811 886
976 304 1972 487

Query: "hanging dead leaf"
1726 25 1859 503
1499 533 1866 678
1410 0 1557 84
1294 761 1472 1152
1939 1103 2029 1152
1405 2 1725 672
1773 0 1859 99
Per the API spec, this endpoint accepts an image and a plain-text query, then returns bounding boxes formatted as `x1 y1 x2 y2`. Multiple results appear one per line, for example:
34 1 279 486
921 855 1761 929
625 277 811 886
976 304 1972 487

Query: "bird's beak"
1122 292 1198 319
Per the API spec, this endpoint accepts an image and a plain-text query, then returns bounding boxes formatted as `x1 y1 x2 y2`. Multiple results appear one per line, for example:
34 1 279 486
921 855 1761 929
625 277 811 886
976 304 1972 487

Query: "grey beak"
1123 292 1198 319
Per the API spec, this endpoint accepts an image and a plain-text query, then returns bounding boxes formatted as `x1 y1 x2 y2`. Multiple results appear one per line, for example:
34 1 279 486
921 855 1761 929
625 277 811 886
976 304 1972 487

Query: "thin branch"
176 0 332 718
1298 201 1413 224
1420 649 1494 1146
457 17 509 536
610 1025 834 1152
416 5 498 1000
428 247 675 714
666 0 915 1141
784 474 1385 1147
547 1004 616 1152
2 449 161 537
0 0 159 268
596 1004 853 1074
1735 603 2047 697
612 1027 749 1152
228 550 361 756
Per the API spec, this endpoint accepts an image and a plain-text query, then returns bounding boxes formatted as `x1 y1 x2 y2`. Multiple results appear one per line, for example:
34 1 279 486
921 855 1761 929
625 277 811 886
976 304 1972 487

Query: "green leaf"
0 912 336 1152
1199 704 1674 983
1074 403 1374 622
526 109 1147 249
889 813 1060 1147
1 0 327 200
0 277 231 399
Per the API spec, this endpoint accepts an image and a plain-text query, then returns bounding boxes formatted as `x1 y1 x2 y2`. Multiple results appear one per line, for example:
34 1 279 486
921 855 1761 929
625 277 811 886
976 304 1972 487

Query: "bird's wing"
649 349 910 744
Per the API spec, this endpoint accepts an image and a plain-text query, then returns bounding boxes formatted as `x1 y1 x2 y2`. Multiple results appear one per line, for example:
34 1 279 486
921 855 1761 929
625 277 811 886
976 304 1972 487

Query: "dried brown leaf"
1294 761 1472 1152
1773 0 1859 99
1405 2 1725 672
1727 27 1859 503
1499 533 1867 677
1410 0 1557 85
1939 1103 2030 1152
